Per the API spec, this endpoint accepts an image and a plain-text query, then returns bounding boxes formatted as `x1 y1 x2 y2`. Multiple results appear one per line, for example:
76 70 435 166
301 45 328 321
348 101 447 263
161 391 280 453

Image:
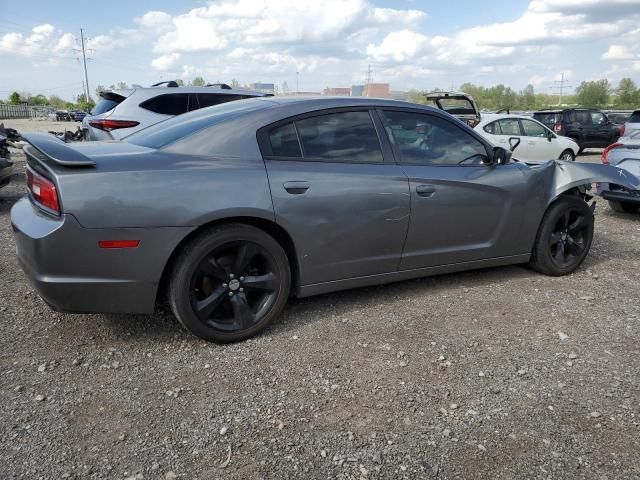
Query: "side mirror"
508 137 521 152
492 146 512 165
547 132 553 142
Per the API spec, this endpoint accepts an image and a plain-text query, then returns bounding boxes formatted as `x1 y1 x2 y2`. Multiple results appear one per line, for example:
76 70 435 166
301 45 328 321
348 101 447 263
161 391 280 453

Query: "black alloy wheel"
548 209 589 269
190 242 279 332
529 195 594 276
169 224 291 342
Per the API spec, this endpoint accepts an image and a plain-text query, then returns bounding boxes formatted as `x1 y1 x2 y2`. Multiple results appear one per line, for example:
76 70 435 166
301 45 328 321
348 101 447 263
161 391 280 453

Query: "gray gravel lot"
1 120 639 479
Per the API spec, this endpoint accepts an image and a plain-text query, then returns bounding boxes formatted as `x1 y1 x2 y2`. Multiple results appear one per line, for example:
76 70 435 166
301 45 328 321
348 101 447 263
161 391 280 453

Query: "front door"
520 118 558 160
260 109 411 286
377 109 530 270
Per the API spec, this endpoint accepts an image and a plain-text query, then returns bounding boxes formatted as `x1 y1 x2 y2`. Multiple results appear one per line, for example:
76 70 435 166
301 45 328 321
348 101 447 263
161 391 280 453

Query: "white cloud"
602 44 636 61
136 11 172 29
151 53 181 71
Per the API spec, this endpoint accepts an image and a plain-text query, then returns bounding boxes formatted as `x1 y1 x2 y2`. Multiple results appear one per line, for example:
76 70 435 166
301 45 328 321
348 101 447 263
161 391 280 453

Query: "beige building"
323 87 351 96
364 83 390 98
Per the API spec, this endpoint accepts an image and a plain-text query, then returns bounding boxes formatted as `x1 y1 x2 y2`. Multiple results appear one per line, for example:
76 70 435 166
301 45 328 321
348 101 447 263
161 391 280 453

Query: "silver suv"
83 81 270 140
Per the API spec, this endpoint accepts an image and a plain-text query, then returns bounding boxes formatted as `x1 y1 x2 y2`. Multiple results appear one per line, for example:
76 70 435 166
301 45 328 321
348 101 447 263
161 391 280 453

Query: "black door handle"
283 181 310 194
416 184 436 197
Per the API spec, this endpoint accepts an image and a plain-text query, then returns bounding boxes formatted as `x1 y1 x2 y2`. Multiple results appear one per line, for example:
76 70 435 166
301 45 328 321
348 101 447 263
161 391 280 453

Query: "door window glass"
521 119 548 137
381 110 488 165
268 122 302 158
497 119 522 136
483 121 501 135
295 111 383 163
139 94 190 115
590 112 606 125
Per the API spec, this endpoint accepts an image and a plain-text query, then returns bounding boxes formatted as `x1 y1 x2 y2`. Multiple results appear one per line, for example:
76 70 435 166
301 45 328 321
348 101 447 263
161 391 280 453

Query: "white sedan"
475 114 579 162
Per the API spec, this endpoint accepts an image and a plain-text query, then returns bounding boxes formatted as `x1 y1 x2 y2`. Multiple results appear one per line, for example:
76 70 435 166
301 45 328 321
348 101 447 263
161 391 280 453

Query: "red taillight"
89 119 140 132
619 124 625 136
98 240 140 249
26 167 60 214
553 122 563 134
601 142 622 165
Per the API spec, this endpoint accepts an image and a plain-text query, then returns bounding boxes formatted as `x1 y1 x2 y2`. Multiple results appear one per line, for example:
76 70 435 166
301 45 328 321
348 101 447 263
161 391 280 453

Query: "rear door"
378 108 530 269
496 118 527 159
260 109 410 286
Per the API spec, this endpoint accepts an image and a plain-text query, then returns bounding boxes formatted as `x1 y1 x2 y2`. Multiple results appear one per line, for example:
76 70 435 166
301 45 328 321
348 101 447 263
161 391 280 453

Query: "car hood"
519 159 640 200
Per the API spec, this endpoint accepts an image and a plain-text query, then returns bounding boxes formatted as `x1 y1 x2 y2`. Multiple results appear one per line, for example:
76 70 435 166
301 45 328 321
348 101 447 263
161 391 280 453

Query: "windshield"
125 97 274 149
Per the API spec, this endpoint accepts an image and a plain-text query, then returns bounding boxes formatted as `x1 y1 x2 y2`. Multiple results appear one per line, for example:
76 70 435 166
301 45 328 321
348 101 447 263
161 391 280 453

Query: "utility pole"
296 71 299 94
80 28 90 102
551 72 571 106
365 64 372 96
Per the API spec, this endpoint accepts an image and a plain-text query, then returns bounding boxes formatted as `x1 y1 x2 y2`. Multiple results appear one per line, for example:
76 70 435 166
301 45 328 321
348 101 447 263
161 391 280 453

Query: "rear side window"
629 111 640 123
196 93 249 109
574 111 591 125
269 123 302 157
483 121 501 135
296 111 383 163
497 119 522 136
590 112 607 125
139 94 190 115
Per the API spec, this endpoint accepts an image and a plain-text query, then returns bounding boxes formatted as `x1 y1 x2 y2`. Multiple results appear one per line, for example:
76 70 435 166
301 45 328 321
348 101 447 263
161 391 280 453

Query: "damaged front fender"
524 160 640 203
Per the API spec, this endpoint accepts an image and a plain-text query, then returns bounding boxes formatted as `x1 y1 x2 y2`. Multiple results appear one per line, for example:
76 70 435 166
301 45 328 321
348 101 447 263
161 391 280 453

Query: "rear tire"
529 196 594 276
168 224 291 342
608 200 640 214
559 149 575 161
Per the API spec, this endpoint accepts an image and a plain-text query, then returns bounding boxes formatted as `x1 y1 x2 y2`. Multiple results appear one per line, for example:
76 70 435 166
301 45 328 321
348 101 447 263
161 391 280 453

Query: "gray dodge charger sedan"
11 97 640 342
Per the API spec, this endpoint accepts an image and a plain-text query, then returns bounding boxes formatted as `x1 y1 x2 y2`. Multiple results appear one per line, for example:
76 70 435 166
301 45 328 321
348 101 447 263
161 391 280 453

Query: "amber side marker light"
98 240 141 249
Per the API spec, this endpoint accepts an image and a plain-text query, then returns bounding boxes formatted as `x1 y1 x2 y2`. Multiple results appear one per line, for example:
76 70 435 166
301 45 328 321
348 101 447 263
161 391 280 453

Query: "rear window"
533 113 560 128
91 98 122 115
139 93 191 115
432 97 476 115
125 97 272 149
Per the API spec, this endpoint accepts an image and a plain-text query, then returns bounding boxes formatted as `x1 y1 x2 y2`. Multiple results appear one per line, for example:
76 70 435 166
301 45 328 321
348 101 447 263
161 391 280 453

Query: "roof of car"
253 95 442 110
103 86 270 98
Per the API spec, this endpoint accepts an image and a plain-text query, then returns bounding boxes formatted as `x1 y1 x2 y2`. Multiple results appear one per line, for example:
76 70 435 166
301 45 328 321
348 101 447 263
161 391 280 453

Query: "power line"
551 72 572 106
79 28 91 101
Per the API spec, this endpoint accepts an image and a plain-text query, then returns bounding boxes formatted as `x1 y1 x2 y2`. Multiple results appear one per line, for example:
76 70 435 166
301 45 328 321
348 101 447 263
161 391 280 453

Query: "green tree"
616 78 638 108
9 91 21 104
175 79 185 86
48 95 67 109
75 93 96 112
406 90 428 105
574 80 610 108
117 81 128 89
29 94 49 105
522 84 535 109
191 76 206 86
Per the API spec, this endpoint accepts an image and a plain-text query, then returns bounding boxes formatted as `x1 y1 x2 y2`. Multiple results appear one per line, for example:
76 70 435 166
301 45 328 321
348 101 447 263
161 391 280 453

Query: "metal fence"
0 104 53 119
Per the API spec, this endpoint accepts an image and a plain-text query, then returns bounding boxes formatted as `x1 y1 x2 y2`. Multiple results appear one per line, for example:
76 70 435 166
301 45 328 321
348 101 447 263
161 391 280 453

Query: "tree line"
4 77 639 112
408 78 639 111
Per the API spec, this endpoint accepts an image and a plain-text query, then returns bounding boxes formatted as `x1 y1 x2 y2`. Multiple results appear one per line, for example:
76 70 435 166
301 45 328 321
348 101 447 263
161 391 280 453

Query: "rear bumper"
11 196 193 314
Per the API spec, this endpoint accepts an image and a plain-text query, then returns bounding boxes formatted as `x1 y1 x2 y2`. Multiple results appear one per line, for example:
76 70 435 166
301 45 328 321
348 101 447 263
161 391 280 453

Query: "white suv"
83 81 270 141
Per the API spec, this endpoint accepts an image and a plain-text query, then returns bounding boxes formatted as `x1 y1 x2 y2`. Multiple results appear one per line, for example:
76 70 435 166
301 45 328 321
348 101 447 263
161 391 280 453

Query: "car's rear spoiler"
22 133 95 167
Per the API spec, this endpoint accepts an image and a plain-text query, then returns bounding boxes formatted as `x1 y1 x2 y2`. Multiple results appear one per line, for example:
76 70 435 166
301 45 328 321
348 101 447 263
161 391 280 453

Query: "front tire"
559 149 575 161
529 196 594 276
608 200 640 214
168 224 291 342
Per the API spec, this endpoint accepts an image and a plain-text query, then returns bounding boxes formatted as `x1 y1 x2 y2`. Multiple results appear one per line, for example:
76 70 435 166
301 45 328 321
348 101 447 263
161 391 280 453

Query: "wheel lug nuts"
228 292 234 297
222 283 228 288
239 288 244 292
229 273 235 279
240 277 245 281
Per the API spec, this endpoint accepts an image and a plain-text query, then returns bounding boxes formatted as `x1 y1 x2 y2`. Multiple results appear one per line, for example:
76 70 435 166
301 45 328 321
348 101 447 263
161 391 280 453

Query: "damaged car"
0 124 14 189
425 91 481 127
11 97 640 342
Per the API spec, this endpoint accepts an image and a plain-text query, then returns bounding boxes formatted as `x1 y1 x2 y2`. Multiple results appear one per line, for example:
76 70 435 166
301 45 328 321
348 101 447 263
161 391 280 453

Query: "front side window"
590 112 606 125
295 111 383 163
497 119 522 136
575 111 591 125
381 110 488 165
521 119 548 137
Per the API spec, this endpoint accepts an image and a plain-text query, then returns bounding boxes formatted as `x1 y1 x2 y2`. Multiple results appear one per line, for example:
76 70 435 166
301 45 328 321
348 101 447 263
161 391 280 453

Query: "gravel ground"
1 120 639 480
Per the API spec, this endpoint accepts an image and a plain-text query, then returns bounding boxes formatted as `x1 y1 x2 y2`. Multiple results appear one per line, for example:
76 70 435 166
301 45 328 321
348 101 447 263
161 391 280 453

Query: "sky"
1 0 639 101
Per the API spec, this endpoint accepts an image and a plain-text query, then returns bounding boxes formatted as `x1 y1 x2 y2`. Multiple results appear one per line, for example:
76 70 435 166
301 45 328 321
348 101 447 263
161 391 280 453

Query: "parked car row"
11 95 640 343
50 110 88 122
